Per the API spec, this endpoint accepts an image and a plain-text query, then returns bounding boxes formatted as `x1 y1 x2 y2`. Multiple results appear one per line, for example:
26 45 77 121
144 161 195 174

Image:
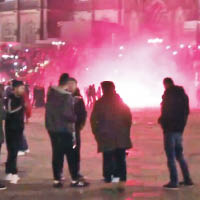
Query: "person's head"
101 81 116 95
163 77 174 90
12 80 25 96
67 77 78 94
58 73 69 90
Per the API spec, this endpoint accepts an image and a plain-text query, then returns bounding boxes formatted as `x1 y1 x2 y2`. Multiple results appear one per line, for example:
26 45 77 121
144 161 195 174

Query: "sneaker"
70 180 90 188
53 180 63 188
25 149 30 154
179 180 194 187
112 177 120 183
163 183 179 190
4 174 13 181
18 151 26 156
10 175 20 184
0 184 7 191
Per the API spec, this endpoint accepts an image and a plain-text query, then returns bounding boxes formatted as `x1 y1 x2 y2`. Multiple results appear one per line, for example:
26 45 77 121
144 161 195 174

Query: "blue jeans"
164 132 191 185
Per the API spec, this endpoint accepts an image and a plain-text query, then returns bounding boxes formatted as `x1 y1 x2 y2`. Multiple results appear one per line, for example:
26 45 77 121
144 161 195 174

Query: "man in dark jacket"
45 73 88 188
67 78 87 179
5 80 25 184
158 77 193 190
91 81 132 183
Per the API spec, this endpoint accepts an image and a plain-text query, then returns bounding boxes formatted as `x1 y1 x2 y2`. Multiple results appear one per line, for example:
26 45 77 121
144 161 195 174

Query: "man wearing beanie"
4 80 25 184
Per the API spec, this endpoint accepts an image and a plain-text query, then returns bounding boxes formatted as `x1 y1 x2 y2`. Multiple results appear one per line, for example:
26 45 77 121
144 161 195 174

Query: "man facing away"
45 73 89 188
158 77 193 190
91 81 132 183
4 80 25 184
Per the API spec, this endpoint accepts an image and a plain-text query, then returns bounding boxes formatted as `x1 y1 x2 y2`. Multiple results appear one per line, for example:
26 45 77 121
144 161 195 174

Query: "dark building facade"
0 0 74 43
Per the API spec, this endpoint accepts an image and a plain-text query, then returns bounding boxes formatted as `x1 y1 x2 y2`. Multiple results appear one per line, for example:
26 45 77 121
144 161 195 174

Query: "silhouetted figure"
5 80 25 184
0 84 6 190
67 78 87 179
91 81 132 183
158 77 193 189
45 73 89 188
33 85 45 107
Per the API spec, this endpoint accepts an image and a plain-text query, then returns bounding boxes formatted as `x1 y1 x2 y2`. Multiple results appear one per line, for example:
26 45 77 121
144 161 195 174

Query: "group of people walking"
0 73 194 190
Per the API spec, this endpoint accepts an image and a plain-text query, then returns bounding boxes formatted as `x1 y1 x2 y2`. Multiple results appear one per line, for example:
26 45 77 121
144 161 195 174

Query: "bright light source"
180 44 184 48
8 44 13 48
198 45 200 50
10 55 14 59
23 65 27 70
14 62 18 66
86 67 89 71
148 38 163 44
25 49 29 52
166 45 171 50
2 55 9 59
15 55 19 59
118 54 123 58
173 51 178 55
119 46 124 50
188 45 192 49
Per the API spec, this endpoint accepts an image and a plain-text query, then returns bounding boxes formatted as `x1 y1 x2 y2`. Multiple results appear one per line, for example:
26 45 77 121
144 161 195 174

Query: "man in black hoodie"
158 78 193 190
45 74 88 188
5 80 25 184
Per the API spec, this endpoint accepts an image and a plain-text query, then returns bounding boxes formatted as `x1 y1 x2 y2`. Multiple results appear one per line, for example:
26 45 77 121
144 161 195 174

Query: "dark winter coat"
73 90 87 132
159 85 189 133
45 87 76 133
0 99 5 144
5 93 25 132
90 93 132 153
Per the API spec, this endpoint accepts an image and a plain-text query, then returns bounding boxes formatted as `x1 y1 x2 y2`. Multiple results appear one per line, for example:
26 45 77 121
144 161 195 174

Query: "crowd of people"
0 72 194 191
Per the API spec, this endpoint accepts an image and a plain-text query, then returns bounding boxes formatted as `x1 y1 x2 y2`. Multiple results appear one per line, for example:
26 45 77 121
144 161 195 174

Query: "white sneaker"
25 149 30 154
10 174 20 184
18 151 25 156
112 177 120 183
4 174 13 181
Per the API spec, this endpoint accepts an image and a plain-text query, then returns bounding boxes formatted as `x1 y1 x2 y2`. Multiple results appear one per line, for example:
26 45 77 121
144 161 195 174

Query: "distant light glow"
180 44 184 48
173 51 178 55
166 45 171 50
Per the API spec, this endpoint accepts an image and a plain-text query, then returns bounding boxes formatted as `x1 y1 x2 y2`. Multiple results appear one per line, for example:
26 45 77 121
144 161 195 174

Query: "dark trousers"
164 132 191 185
5 130 22 174
19 134 28 151
49 132 78 181
74 131 81 174
103 149 127 182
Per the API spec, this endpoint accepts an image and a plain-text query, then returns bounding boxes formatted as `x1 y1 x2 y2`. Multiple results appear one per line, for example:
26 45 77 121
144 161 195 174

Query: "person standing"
91 81 132 183
4 80 25 184
0 84 7 190
158 77 193 190
45 73 89 188
67 78 87 179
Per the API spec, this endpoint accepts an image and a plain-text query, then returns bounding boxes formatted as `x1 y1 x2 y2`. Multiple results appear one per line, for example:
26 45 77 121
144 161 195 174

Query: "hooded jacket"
159 85 189 133
91 92 132 153
45 87 76 133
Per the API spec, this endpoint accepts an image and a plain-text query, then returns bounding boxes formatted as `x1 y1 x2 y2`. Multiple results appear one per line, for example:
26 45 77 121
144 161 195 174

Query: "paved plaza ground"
0 108 200 200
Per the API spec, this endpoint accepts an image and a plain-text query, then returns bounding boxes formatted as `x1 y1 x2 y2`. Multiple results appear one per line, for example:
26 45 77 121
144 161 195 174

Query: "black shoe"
53 181 63 188
102 178 111 183
163 183 179 190
70 180 90 188
179 180 194 187
0 184 7 191
78 174 85 180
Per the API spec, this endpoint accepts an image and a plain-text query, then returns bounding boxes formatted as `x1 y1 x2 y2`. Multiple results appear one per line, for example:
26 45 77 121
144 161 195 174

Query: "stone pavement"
0 108 200 200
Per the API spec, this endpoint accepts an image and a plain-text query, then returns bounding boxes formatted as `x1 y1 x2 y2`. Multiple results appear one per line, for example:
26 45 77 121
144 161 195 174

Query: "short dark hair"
12 80 24 88
101 81 115 94
68 77 77 83
59 73 69 86
163 77 174 85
